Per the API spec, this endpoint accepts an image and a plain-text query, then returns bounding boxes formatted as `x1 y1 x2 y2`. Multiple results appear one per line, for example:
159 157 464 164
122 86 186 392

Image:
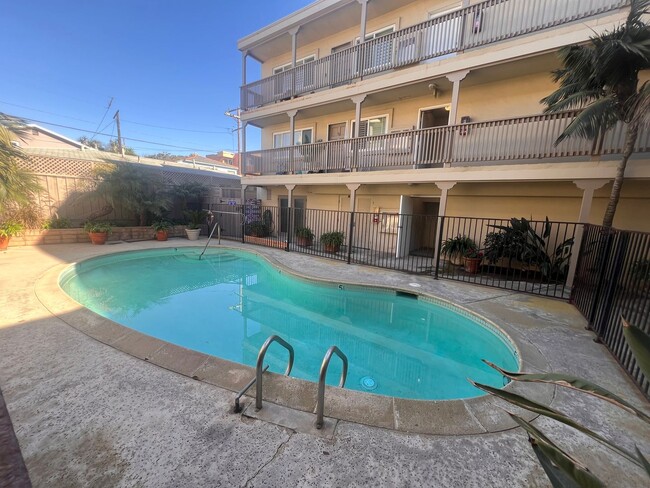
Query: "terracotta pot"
0 236 10 251
155 230 168 241
88 232 108 245
464 257 482 274
324 244 340 254
296 236 313 247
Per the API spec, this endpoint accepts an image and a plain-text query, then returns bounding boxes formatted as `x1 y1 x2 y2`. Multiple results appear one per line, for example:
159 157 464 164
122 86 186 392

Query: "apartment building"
237 0 650 236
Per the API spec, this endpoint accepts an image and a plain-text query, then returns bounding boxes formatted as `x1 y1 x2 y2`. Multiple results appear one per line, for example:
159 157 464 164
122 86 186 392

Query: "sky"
1 1 311 155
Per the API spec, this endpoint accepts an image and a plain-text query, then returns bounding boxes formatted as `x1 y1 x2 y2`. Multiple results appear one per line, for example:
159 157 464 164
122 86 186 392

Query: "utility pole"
113 110 124 156
225 107 241 172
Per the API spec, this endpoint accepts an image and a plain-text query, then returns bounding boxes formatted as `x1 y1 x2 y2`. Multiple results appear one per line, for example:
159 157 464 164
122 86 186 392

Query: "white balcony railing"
241 112 650 175
241 0 627 110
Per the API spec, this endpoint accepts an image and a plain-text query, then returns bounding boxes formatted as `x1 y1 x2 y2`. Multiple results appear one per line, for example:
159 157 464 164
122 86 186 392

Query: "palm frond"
555 97 618 143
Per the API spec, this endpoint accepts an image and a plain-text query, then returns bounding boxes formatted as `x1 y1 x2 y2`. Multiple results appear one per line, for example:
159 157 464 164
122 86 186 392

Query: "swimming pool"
60 247 519 400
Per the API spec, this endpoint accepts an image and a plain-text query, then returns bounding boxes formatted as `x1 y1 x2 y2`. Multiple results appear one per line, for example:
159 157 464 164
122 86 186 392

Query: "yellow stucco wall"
262 1 459 77
256 180 650 232
261 71 557 147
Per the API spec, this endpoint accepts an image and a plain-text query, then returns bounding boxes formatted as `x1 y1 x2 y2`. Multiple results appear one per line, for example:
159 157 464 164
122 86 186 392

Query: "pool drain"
360 376 378 391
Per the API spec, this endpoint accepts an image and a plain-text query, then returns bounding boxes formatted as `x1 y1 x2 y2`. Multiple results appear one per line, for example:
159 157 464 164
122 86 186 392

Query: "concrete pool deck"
1 239 649 487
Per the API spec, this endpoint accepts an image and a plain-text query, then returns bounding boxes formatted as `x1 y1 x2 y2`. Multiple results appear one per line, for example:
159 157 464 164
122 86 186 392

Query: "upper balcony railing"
241 112 650 176
240 0 627 111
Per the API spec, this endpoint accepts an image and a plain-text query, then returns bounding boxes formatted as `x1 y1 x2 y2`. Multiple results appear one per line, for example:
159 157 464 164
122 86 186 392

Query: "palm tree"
542 0 649 228
0 114 41 213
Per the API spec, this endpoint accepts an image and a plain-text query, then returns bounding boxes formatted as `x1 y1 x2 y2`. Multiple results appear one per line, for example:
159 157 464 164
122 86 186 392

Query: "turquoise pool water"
60 248 518 400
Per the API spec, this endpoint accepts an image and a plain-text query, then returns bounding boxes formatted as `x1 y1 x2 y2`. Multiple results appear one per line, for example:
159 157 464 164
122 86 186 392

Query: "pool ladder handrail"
199 221 220 260
315 346 348 429
255 335 295 411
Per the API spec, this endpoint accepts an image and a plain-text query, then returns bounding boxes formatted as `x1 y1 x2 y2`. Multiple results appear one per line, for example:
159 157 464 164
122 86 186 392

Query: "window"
351 115 388 138
425 7 462 57
273 55 316 74
273 128 313 148
358 26 395 70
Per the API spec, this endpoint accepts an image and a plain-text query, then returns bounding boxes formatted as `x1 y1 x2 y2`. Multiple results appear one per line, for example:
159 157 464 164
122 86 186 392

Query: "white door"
396 195 413 258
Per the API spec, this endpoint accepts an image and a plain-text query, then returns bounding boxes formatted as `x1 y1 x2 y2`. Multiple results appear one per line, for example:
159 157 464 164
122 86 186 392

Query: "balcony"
241 112 650 176
240 0 627 111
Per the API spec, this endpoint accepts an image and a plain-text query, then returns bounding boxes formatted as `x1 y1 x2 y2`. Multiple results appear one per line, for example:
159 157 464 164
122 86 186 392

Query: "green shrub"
43 217 72 229
0 221 23 238
84 221 112 234
245 220 270 237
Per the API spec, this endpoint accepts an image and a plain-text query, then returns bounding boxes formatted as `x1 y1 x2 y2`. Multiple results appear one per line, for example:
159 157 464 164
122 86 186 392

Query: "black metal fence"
571 225 650 396
436 216 579 299
209 203 580 298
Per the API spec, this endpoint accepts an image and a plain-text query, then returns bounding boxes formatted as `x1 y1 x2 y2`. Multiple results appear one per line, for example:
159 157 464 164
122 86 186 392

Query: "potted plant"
245 220 270 238
441 235 477 266
184 210 208 241
0 221 23 251
151 220 172 241
295 226 314 247
464 248 483 274
320 231 344 254
84 221 112 245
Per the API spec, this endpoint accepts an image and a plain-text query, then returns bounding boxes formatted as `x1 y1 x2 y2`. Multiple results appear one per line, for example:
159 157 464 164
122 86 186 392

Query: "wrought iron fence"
435 216 578 298
226 203 579 298
571 225 650 396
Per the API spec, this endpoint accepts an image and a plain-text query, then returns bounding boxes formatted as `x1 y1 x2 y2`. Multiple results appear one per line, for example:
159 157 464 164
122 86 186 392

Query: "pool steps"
235 334 349 430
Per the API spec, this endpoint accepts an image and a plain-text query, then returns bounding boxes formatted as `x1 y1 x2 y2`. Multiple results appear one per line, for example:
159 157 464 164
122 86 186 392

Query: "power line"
0 100 97 124
121 119 234 134
90 97 114 140
0 99 234 136
20 116 219 153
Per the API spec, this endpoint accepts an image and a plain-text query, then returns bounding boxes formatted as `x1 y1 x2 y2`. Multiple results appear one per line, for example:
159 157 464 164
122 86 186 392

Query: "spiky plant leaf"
509 414 605 488
469 380 642 468
635 447 650 477
621 318 650 379
483 360 650 423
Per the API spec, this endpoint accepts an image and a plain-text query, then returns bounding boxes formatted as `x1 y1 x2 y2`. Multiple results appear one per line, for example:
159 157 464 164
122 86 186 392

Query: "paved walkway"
1 239 648 487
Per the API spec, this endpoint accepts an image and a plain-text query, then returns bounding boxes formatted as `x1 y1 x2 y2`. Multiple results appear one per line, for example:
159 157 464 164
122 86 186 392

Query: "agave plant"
470 318 650 487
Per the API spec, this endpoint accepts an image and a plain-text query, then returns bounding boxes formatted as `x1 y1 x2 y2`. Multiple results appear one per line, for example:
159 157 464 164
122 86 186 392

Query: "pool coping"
35 244 555 436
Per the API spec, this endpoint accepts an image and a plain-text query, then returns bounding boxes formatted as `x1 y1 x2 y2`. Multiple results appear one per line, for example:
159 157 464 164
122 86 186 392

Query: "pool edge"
35 245 554 436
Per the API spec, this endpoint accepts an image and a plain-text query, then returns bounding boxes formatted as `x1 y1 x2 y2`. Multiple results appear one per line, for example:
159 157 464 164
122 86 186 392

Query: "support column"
351 95 366 137
358 0 369 43
433 182 457 273
287 110 298 174
566 179 609 289
285 184 296 249
289 27 300 67
346 184 361 264
241 121 248 173
241 51 248 86
351 95 366 171
446 70 470 126
240 184 248 205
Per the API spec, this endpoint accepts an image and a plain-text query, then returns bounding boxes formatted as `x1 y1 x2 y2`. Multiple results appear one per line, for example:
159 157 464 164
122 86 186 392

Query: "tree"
77 136 105 150
0 114 42 214
542 0 650 228
92 163 171 225
107 139 137 156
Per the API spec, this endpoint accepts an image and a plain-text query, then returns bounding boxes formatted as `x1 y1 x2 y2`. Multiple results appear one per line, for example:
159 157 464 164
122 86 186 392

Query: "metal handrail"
255 335 295 410
234 365 268 413
315 346 348 429
199 214 220 260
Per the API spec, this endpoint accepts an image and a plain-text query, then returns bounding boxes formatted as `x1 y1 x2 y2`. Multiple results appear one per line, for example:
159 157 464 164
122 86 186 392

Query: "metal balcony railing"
241 112 650 175
240 0 628 110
